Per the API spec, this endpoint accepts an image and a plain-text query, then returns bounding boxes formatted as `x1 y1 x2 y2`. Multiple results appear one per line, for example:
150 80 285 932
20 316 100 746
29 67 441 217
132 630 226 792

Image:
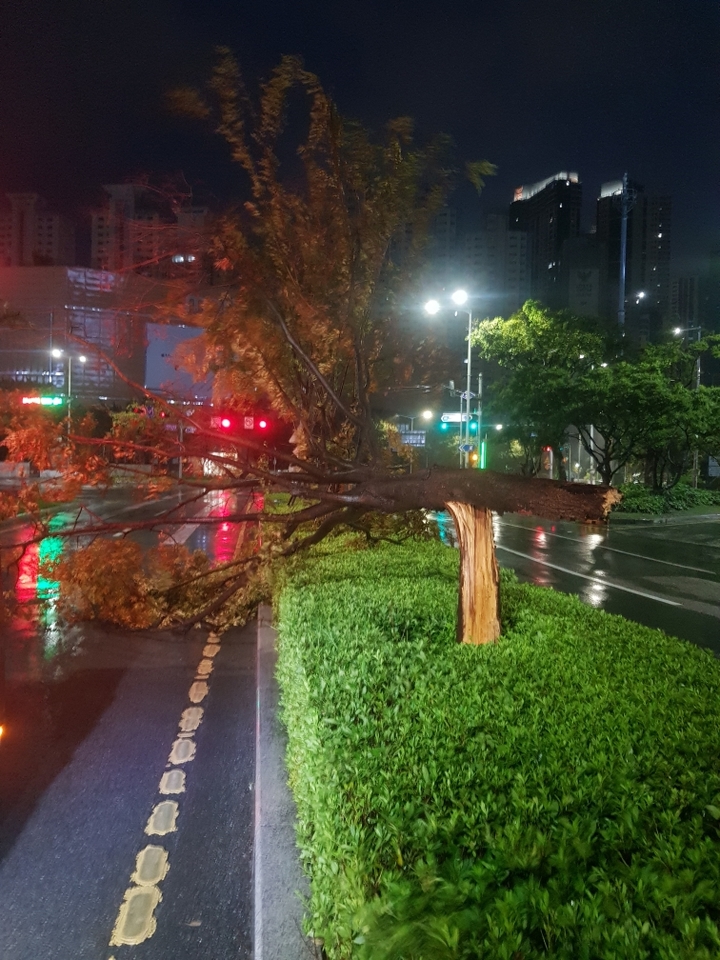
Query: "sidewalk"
255 605 314 960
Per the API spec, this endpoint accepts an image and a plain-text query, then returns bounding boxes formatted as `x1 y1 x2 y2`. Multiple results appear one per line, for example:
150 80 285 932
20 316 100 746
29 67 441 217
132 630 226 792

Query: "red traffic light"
258 419 268 429
220 417 232 429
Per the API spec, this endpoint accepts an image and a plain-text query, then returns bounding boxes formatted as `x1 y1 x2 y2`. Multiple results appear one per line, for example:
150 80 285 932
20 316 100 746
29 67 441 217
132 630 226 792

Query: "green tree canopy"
474 302 720 487
472 301 613 477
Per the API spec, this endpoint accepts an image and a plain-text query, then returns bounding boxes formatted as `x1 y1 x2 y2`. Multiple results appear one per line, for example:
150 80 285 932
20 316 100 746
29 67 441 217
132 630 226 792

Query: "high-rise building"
91 184 210 276
561 235 606 318
596 180 671 337
462 213 529 316
699 250 720 335
670 276 699 328
0 266 160 402
428 207 457 282
509 172 582 307
0 194 76 267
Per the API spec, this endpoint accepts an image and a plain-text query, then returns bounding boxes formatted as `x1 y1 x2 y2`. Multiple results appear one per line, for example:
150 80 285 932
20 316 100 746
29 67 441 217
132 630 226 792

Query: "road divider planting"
276 539 720 958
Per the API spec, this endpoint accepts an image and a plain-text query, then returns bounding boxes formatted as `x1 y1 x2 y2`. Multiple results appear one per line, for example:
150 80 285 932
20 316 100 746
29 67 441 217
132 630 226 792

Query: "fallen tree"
2 53 620 642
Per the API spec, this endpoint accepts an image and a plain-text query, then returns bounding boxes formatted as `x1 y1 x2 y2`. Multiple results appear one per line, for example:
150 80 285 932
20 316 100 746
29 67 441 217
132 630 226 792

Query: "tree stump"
446 502 500 645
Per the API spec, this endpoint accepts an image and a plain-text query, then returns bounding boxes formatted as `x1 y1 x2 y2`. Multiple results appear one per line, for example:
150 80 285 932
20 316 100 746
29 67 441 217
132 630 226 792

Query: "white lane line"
497 520 715 574
496 545 683 606
162 522 198 545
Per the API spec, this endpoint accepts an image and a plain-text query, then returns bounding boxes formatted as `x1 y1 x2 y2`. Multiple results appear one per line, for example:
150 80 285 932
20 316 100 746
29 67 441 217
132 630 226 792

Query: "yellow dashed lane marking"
110 886 162 946
145 801 179 836
168 737 196 764
179 706 204 732
132 846 170 886
159 769 186 794
195 658 214 677
188 680 209 703
108 631 223 950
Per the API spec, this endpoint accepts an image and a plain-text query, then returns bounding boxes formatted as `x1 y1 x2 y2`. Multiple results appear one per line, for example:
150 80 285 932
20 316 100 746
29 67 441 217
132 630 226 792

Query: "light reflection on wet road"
491 514 720 655
0 486 254 836
1 487 251 686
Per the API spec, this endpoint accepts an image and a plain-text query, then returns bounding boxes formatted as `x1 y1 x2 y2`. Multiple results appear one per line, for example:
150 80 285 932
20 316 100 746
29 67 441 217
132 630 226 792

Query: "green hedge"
614 482 720 514
276 541 720 958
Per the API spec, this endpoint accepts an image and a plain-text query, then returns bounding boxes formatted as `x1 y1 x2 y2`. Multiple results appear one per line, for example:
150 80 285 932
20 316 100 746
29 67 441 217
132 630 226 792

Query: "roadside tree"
3 56 617 644
472 302 610 478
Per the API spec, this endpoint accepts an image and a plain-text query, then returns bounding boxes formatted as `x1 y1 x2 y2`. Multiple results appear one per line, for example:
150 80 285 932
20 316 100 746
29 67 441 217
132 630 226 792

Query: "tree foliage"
474 303 720 488
172 50 470 464
2 57 617 638
472 302 611 477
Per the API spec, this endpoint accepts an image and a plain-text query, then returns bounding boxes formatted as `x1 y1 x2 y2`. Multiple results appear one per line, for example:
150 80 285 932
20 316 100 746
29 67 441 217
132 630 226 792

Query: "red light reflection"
16 545 39 603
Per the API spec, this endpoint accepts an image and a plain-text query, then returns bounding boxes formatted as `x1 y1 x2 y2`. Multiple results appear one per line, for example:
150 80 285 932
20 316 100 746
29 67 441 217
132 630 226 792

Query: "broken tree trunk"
285 469 622 648
446 503 500 645
338 468 622 520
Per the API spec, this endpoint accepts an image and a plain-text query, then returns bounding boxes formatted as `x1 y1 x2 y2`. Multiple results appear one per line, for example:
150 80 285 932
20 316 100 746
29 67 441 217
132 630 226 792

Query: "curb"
255 604 312 960
610 511 720 526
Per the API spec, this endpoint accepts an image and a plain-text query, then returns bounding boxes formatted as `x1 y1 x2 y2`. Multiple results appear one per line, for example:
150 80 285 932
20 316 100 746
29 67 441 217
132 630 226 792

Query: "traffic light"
210 415 234 430
210 413 271 431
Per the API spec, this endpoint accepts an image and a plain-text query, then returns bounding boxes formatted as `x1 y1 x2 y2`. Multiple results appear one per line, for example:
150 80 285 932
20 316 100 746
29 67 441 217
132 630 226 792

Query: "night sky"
1 0 717 271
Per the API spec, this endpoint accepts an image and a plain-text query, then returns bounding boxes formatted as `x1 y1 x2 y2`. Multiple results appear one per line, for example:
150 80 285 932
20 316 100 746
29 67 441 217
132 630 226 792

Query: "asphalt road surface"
0 486 257 959
493 513 720 655
0 621 256 960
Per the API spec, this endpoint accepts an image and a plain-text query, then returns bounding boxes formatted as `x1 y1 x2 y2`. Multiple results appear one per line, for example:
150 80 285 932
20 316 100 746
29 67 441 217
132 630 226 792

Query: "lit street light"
52 349 86 432
395 409 433 472
396 408 433 432
424 289 475 467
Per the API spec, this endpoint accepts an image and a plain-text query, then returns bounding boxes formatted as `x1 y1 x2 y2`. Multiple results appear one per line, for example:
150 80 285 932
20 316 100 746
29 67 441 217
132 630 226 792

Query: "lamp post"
674 325 702 487
52 349 86 432
425 289 474 467
396 409 433 433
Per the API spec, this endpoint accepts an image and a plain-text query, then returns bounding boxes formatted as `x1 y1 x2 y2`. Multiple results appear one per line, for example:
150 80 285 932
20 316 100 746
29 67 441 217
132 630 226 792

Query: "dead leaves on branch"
168 50 490 463
45 538 269 631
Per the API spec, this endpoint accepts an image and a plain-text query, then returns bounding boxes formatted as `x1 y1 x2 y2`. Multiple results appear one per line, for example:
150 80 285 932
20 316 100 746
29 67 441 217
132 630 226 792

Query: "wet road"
1 485 254 686
0 622 256 960
0 487 258 959
492 513 720 655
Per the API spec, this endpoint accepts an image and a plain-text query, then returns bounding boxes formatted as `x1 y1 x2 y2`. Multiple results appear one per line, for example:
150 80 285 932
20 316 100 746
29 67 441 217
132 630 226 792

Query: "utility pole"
617 172 636 332
477 372 483 469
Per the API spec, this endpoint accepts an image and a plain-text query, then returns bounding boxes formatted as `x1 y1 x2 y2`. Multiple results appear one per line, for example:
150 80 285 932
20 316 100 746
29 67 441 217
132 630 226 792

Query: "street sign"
460 391 476 400
243 416 255 429
401 430 426 447
459 443 475 453
441 412 470 423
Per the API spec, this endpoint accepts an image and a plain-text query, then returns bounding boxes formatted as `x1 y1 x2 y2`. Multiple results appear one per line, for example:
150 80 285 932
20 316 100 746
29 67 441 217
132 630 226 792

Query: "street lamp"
396 408 433 432
674 324 703 487
394 409 433 472
52 349 86 431
425 289 475 466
